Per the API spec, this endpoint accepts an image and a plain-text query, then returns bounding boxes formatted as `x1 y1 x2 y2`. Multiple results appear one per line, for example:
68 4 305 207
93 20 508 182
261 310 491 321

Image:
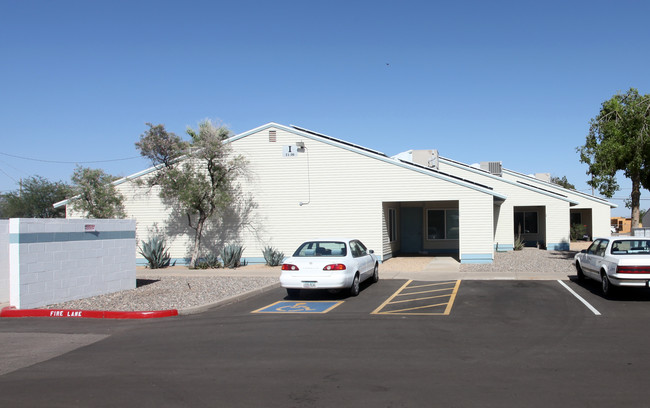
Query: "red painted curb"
0 306 178 319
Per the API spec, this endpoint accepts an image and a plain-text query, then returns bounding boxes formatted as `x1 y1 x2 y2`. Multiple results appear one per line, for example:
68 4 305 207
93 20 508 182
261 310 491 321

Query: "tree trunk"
631 176 641 229
190 216 205 268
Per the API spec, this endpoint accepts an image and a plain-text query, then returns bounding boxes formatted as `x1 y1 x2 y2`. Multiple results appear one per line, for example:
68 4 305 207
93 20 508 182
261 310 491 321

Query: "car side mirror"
580 249 587 253
369 249 374 254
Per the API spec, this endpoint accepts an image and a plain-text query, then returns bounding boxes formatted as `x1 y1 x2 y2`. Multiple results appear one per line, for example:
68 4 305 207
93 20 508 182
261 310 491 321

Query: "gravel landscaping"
43 276 279 312
40 242 590 312
459 247 577 275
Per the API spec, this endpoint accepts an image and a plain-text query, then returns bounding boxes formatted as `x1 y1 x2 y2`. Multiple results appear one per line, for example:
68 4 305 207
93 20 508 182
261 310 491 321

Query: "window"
612 240 650 255
350 240 368 258
293 241 347 257
587 239 609 256
514 211 538 234
388 208 397 242
427 209 459 240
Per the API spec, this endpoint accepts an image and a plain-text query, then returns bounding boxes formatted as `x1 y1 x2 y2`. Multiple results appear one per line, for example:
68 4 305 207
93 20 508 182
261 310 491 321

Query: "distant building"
611 217 642 234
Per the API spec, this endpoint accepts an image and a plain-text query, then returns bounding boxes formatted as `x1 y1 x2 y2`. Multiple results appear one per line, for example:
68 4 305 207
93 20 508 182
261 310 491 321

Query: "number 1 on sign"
283 145 297 157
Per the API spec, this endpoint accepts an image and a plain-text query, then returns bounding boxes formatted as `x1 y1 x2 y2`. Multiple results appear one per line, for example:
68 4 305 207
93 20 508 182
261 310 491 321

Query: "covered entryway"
571 208 593 240
383 201 460 260
513 205 546 247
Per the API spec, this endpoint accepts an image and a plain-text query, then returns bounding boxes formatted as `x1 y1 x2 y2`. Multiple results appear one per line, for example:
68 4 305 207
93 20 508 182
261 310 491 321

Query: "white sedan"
574 237 650 296
280 239 379 298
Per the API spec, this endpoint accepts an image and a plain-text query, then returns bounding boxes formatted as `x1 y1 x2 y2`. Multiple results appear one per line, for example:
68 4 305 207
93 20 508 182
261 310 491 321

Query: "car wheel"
601 272 615 297
349 274 360 297
371 263 379 283
286 288 300 299
576 263 585 281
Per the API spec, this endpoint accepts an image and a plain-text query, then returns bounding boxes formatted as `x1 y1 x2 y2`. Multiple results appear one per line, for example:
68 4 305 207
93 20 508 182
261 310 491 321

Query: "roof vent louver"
480 161 502 176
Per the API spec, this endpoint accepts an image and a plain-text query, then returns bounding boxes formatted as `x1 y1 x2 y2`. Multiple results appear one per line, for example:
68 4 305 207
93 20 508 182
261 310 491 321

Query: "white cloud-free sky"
1 0 649 216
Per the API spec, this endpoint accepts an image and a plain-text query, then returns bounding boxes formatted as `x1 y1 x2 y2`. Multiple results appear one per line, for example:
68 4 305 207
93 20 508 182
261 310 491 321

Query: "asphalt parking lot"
2 279 650 407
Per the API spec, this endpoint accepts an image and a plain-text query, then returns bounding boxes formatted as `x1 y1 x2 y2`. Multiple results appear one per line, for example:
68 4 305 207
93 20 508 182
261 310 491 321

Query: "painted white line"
557 280 601 316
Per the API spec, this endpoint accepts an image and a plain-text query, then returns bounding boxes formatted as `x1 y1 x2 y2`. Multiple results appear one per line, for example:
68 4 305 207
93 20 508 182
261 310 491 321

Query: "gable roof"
431 155 580 205
502 168 617 208
54 122 506 208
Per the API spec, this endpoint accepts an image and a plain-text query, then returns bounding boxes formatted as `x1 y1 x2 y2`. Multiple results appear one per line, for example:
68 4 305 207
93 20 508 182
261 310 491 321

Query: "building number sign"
283 145 298 157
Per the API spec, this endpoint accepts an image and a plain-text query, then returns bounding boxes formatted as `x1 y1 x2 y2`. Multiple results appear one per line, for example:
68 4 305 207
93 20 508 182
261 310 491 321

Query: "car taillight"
282 264 299 271
323 264 346 271
616 266 650 274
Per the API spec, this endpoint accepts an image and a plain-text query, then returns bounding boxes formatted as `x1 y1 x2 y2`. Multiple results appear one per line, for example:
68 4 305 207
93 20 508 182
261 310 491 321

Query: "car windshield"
611 239 650 255
293 241 347 257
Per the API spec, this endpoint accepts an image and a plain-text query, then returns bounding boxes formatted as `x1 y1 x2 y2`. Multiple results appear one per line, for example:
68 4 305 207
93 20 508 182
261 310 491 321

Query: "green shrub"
262 246 285 266
221 244 246 268
514 234 525 251
139 236 172 269
195 253 221 269
571 223 587 241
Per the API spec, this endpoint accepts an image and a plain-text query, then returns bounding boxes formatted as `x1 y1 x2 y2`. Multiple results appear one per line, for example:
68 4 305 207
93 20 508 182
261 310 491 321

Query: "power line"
0 151 141 164
0 166 18 183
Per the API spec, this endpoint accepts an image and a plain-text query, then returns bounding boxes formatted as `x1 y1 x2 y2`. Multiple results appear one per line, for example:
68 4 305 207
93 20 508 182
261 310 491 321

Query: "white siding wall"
591 203 613 238
98 126 496 264
501 170 613 240
438 161 572 249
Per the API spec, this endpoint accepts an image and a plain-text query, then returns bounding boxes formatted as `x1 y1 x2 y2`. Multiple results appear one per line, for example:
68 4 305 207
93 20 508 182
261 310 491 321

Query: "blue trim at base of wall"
546 243 570 251
460 254 493 264
495 244 513 252
137 257 269 267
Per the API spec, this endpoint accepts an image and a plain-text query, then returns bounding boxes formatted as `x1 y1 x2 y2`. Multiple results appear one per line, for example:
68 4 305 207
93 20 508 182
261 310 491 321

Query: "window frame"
514 211 539 235
426 208 459 241
388 208 397 243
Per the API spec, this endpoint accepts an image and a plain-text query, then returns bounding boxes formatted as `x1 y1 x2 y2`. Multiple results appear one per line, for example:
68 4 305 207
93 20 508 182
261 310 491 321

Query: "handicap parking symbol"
252 301 343 314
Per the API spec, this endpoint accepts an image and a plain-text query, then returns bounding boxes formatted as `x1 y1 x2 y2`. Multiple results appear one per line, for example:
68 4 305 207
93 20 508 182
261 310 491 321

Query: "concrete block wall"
0 220 9 304
7 218 136 309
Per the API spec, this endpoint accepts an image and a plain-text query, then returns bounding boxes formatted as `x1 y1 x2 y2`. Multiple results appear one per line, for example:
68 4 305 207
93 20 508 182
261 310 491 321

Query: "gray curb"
178 282 282 315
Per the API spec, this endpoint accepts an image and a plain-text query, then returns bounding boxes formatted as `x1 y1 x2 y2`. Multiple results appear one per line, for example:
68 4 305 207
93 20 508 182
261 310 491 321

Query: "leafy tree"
578 88 650 228
136 120 247 268
69 166 126 218
0 176 72 218
550 175 575 190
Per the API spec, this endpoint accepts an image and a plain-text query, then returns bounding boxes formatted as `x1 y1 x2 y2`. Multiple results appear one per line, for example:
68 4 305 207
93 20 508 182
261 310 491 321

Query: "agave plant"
139 236 171 269
221 244 245 268
262 246 285 266
196 253 221 269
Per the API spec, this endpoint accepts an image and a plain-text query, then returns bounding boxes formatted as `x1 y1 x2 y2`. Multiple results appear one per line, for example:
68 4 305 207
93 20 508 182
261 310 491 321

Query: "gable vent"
480 161 502 176
269 130 277 142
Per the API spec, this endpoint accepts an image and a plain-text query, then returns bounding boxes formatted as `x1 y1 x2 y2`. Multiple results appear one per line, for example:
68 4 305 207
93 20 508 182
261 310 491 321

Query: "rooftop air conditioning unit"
480 161 502 176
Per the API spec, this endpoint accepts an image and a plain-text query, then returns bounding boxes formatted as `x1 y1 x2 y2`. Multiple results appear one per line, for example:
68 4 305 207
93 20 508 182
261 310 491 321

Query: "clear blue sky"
1 0 649 216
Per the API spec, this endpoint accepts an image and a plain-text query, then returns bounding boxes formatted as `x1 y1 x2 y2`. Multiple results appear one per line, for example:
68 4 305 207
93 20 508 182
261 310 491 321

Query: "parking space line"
372 280 461 315
371 280 412 314
444 280 461 315
557 280 601 316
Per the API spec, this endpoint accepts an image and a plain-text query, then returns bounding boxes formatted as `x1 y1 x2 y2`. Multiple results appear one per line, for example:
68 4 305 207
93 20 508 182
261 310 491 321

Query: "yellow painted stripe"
407 281 457 289
395 287 454 296
387 294 452 305
370 279 412 314
443 280 462 315
382 302 448 314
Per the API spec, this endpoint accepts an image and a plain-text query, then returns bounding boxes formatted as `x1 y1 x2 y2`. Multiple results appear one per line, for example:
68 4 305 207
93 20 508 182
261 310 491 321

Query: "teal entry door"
400 207 423 254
